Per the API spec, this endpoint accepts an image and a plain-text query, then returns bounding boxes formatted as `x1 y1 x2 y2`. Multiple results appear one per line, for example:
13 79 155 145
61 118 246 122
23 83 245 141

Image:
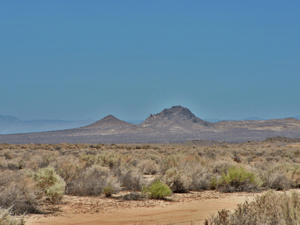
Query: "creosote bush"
65 165 120 196
32 166 66 203
162 168 191 193
0 173 42 214
142 180 172 199
218 166 262 192
137 159 159 175
115 167 144 191
50 155 82 184
190 167 211 191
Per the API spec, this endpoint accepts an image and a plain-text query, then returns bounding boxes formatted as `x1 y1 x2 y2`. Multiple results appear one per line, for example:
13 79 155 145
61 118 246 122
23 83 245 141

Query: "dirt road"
26 191 255 225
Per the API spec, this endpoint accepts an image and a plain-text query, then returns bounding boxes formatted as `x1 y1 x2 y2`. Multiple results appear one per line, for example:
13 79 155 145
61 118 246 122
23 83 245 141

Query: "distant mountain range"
205 116 300 123
0 115 95 134
0 106 300 144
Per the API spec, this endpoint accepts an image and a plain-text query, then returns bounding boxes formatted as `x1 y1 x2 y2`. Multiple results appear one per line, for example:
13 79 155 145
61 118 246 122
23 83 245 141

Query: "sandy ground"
26 191 257 225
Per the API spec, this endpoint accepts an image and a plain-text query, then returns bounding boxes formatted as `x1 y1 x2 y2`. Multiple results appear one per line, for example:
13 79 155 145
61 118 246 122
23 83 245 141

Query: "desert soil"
26 191 257 225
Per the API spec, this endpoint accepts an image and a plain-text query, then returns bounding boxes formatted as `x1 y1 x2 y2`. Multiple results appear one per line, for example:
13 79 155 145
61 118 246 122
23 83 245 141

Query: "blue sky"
1 0 300 121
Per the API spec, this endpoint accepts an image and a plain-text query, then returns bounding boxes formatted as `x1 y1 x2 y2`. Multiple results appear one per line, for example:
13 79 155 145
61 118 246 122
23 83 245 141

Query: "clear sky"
1 0 300 121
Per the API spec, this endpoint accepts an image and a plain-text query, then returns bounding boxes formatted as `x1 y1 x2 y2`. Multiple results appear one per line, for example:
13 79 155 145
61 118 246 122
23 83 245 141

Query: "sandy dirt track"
26 191 256 225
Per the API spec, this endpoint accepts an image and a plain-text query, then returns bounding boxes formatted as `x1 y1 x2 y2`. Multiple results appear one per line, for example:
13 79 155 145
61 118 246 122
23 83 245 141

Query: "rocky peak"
143 106 213 127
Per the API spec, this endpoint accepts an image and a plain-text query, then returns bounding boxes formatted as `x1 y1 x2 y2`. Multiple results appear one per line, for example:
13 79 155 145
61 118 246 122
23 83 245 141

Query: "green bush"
219 166 261 192
103 184 114 197
142 180 172 199
32 166 65 203
209 176 220 190
221 166 255 185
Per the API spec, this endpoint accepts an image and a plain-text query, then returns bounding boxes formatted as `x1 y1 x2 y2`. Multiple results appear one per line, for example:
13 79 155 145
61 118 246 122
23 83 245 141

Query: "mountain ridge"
1 106 300 143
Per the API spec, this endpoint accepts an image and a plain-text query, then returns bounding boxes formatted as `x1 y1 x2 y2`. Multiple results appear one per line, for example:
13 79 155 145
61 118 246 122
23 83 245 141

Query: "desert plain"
1 106 300 224
1 136 300 224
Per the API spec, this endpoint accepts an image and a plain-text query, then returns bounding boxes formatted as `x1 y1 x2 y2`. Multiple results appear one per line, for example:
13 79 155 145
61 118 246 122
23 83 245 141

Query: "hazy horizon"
1 1 299 122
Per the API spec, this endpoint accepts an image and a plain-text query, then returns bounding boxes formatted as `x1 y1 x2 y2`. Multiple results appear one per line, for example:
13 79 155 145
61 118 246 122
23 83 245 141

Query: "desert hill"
81 115 133 129
140 106 213 128
0 106 299 144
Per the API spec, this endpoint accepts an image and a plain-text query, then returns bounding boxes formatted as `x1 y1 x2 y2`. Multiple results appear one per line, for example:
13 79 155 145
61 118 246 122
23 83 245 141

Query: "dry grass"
204 191 300 225
0 207 25 225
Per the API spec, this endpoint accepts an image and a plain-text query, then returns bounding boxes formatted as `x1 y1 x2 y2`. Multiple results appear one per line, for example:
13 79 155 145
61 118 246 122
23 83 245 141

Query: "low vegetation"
0 207 25 225
204 191 300 225
31 166 66 203
142 180 172 199
218 166 262 192
0 139 300 221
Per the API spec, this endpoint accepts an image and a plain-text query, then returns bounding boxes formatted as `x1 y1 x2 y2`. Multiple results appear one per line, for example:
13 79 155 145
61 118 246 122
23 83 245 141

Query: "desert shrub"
80 152 120 169
26 155 43 170
32 166 65 203
0 172 41 214
130 159 139 167
66 165 120 196
137 159 159 175
141 145 151 149
218 166 261 192
190 167 211 191
0 207 25 225
269 174 290 190
232 154 241 163
204 150 216 159
162 168 191 193
0 157 8 169
145 154 161 164
50 155 82 184
258 164 291 190
4 152 13 160
260 171 290 190
79 154 98 167
102 185 114 197
256 163 300 190
40 154 56 168
0 171 13 189
209 176 221 190
281 163 300 188
98 152 121 168
160 155 181 173
204 191 300 225
115 167 144 191
142 180 172 199
211 161 232 174
7 163 19 171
